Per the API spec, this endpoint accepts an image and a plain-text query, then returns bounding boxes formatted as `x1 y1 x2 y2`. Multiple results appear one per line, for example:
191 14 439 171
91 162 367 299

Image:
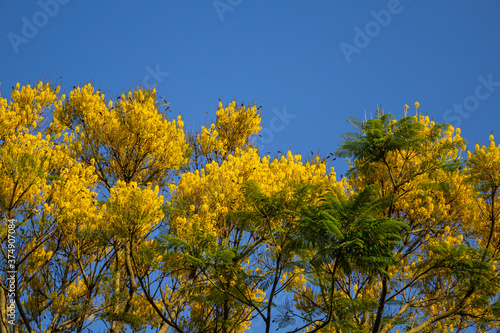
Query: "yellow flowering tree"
0 82 106 333
295 108 500 333
49 84 188 333
142 98 334 332
50 84 188 189
194 100 261 163
2 82 500 333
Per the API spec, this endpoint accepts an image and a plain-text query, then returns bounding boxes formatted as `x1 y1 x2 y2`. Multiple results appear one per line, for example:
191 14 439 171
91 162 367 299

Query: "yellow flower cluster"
104 180 164 239
468 133 500 188
281 267 308 293
403 102 419 115
466 133 500 243
196 100 261 157
25 239 53 269
0 81 59 138
0 132 50 213
52 84 188 187
170 148 331 238
49 162 100 234
48 278 90 314
294 287 324 314
129 293 164 329
67 278 88 300
0 82 81 219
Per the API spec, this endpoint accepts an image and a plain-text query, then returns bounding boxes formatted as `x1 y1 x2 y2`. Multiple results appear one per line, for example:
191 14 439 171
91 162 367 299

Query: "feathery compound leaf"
346 117 363 131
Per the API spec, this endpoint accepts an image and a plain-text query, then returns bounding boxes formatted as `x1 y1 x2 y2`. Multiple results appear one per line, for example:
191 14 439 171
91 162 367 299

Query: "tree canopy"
1 82 499 332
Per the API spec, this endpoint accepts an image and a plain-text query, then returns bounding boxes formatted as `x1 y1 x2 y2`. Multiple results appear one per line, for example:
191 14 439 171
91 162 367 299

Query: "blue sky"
1 1 500 331
2 1 500 177
2 1 500 178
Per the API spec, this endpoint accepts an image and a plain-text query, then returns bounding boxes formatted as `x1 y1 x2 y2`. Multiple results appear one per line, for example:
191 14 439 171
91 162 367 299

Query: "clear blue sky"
2 1 500 176
1 1 500 331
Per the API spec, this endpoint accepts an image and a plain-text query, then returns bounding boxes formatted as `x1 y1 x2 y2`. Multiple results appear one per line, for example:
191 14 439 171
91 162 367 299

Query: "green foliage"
297 184 406 278
336 108 462 178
